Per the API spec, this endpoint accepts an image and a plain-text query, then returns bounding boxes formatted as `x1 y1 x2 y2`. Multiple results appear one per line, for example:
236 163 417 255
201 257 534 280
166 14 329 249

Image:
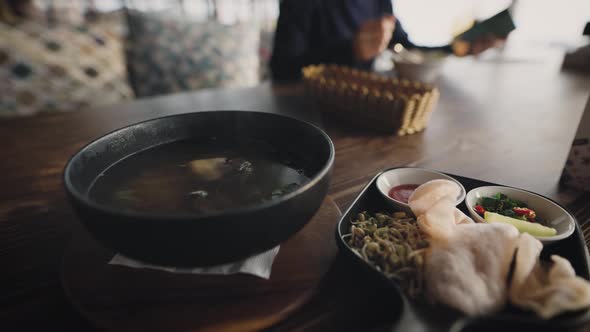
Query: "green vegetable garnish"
477 192 538 223
271 182 300 198
115 189 137 202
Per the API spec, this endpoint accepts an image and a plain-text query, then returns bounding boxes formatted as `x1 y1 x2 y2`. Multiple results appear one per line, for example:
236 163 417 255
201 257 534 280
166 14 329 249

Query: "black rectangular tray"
336 167 590 332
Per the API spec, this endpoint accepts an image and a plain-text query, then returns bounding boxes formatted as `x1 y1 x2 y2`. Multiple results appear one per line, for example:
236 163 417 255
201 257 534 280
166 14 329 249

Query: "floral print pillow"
0 19 133 117
125 11 260 97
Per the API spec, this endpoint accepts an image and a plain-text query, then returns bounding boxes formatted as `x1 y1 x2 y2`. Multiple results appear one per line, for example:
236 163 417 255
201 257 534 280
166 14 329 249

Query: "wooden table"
1 53 589 331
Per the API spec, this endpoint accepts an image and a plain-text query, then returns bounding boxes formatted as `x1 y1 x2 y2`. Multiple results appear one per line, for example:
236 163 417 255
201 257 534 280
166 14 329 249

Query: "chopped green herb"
189 190 209 198
271 182 300 198
476 192 536 222
238 161 253 173
115 189 138 202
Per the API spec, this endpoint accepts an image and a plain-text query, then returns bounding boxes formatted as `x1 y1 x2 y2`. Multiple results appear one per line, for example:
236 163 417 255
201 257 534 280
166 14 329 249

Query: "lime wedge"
484 211 557 237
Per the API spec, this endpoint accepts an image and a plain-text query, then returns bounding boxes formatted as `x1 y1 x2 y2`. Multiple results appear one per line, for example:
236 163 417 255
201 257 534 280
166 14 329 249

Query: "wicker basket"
302 64 440 136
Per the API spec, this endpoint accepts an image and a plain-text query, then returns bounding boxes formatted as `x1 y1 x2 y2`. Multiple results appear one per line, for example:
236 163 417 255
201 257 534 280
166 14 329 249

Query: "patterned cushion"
0 20 133 117
126 11 260 97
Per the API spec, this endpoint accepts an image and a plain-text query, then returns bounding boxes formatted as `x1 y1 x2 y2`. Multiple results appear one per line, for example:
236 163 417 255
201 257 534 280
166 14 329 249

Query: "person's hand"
353 15 396 61
452 34 507 56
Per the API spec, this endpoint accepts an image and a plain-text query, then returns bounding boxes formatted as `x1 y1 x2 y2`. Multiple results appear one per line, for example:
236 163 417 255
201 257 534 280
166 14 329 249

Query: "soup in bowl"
64 111 334 266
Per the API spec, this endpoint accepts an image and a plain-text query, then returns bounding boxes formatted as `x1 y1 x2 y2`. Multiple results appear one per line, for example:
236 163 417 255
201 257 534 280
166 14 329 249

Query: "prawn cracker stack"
302 64 440 136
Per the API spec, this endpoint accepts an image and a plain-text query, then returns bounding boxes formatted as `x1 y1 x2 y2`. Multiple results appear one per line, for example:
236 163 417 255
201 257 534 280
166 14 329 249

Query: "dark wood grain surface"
1 54 589 331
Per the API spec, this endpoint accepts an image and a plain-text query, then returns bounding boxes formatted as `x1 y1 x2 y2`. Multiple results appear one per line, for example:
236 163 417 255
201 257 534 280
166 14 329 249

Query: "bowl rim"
465 185 576 241
63 110 335 221
376 167 466 207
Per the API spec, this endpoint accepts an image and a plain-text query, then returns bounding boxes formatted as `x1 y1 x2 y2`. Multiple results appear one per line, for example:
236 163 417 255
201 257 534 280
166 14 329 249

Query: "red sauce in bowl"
388 184 420 204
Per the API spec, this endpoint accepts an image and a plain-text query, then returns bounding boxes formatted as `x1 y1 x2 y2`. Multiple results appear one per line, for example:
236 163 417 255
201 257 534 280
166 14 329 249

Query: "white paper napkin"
108 246 280 279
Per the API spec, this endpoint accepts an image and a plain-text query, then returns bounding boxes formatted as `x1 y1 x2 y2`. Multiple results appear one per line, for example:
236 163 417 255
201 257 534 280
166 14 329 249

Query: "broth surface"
88 138 310 214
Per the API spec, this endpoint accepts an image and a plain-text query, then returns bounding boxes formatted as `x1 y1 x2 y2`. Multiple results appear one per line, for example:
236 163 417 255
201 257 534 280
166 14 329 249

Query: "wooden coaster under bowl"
61 198 341 332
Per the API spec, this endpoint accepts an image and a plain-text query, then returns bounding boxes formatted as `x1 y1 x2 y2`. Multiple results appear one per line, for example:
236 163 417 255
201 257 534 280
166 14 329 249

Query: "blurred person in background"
271 0 504 81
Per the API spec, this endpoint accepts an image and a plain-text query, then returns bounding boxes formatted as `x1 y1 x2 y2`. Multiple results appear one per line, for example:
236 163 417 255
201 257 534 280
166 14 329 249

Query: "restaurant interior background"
1 0 589 117
28 0 590 52
2 0 590 331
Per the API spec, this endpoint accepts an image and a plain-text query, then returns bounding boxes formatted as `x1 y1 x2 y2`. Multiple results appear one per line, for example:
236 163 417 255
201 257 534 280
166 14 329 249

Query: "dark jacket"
270 0 450 81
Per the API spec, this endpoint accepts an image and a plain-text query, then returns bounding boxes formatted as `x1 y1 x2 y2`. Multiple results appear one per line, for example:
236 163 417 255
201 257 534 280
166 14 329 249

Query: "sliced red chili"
474 205 485 215
513 207 536 221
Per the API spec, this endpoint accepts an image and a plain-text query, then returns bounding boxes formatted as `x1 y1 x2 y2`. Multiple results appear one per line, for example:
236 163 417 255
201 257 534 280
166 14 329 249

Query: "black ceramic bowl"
64 111 334 266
